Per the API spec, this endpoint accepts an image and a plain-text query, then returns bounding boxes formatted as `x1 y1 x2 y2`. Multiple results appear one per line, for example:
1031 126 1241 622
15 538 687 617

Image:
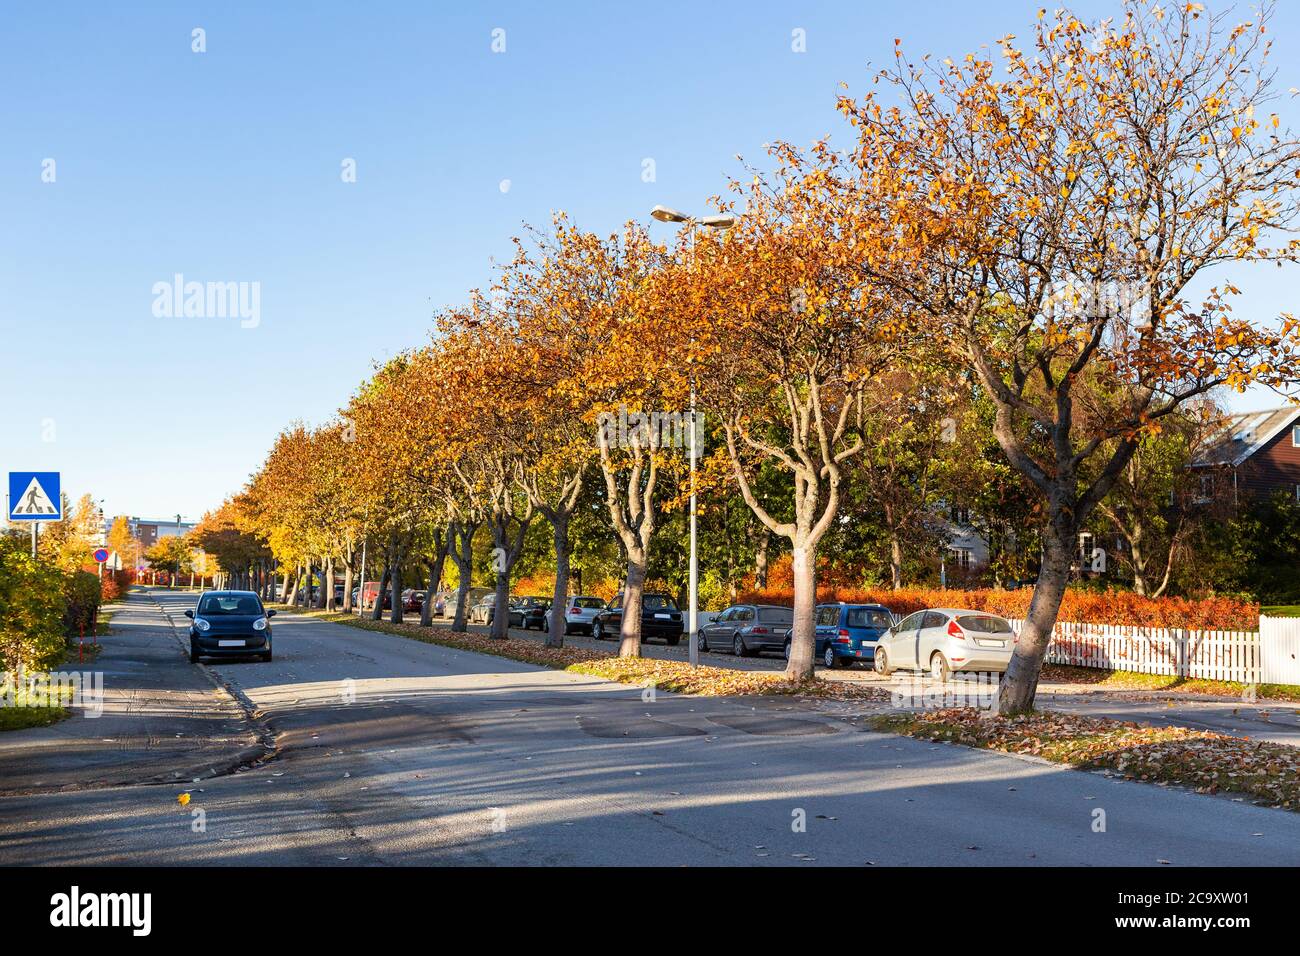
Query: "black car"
699 604 794 657
591 593 683 645
509 596 551 630
186 590 275 663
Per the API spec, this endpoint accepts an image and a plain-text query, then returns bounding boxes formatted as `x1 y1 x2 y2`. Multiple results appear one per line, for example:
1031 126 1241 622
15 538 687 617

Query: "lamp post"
648 205 734 667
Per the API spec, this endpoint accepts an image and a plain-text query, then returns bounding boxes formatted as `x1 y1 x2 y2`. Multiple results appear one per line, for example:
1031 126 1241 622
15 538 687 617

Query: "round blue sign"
93 548 109 563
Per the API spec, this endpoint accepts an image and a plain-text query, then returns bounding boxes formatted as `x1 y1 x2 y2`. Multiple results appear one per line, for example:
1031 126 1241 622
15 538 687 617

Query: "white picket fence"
1001 615 1300 685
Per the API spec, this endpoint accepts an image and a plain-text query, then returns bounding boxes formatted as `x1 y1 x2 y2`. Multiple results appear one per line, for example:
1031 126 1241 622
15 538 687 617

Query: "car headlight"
253 617 268 631
194 618 210 631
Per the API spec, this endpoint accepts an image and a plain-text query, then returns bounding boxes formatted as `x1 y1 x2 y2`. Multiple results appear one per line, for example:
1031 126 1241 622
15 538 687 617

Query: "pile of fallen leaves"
876 708 1300 810
568 657 889 701
292 610 610 668
279 607 887 701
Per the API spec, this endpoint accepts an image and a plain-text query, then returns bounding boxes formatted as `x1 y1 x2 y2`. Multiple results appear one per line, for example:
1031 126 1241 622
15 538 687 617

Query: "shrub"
63 571 102 637
735 584 1259 630
0 535 68 672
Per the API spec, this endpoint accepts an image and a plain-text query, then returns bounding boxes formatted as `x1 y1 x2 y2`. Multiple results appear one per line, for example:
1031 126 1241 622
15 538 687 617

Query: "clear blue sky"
2 1 1298 522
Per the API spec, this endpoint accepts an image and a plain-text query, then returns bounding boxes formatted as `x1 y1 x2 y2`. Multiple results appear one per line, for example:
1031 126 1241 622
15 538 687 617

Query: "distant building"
106 516 196 549
1191 406 1300 505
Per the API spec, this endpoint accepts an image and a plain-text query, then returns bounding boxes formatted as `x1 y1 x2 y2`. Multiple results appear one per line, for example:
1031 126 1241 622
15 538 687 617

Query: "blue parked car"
814 603 895 669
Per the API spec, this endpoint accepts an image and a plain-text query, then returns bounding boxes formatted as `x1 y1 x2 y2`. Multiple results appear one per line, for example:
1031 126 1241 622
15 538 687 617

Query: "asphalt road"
2 589 1297 866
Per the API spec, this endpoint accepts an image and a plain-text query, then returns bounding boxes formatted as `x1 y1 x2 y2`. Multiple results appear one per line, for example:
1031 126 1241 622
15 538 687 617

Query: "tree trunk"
619 550 647 658
449 521 476 632
785 542 817 681
341 546 355 613
547 514 571 649
998 526 1072 714
389 541 404 624
754 531 769 590
325 557 336 611
303 563 315 609
488 514 531 640
419 530 448 627
889 531 904 590
370 562 390 621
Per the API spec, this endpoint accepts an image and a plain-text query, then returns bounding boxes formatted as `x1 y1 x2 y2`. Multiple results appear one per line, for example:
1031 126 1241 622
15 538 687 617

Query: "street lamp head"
699 214 735 229
650 205 690 224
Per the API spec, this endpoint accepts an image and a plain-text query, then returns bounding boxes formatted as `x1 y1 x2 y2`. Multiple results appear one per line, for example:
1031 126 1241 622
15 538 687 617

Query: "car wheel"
697 632 708 653
875 648 891 676
823 645 836 669
930 652 951 682
563 622 572 635
592 620 604 641
189 642 200 664
782 639 791 661
733 635 746 657
261 648 273 662
665 634 680 647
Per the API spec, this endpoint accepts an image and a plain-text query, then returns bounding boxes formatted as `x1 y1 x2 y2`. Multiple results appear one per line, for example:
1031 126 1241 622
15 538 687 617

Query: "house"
1191 406 1300 505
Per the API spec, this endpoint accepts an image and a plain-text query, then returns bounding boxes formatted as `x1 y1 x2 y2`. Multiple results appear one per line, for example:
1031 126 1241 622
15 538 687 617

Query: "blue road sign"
8 472 61 521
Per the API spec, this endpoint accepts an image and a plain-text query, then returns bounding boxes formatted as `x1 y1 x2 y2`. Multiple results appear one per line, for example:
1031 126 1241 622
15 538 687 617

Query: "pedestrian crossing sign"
8 472 61 521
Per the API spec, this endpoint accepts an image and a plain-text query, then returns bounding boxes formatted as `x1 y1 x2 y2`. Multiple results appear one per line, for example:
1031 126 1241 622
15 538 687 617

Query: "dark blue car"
814 603 894 669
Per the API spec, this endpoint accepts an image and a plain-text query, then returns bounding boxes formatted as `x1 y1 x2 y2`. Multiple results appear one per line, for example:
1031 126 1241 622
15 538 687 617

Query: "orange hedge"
734 586 1259 630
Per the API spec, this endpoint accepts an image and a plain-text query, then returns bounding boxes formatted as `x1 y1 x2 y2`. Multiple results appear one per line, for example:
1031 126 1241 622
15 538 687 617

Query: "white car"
544 596 606 635
874 608 1016 680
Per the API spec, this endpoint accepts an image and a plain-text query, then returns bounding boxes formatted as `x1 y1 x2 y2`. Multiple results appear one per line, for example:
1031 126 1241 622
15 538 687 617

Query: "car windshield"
846 608 892 628
197 594 261 616
956 614 1013 634
573 597 604 608
642 595 678 610
758 608 794 624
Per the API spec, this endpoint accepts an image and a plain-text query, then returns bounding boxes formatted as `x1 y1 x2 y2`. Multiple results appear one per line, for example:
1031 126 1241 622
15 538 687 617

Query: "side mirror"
184 609 194 619
266 609 277 618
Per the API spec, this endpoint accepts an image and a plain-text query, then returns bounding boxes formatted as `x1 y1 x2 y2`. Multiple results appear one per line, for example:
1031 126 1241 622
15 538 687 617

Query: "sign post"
7 472 61 559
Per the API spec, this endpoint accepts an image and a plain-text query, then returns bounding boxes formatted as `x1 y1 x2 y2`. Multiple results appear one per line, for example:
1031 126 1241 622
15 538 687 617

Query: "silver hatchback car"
874 608 1016 680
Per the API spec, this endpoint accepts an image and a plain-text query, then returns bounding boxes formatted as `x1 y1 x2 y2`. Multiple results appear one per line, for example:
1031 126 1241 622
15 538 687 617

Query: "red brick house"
1192 406 1300 505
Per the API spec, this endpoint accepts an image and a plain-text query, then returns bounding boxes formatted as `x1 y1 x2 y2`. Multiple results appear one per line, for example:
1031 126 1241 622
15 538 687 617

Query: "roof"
1193 406 1300 468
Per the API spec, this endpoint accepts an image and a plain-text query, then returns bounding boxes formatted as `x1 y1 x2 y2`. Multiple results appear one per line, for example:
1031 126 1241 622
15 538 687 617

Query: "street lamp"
648 204 734 667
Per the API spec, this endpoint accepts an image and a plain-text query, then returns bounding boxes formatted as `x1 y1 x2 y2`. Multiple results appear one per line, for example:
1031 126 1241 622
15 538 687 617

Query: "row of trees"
203 1 1300 713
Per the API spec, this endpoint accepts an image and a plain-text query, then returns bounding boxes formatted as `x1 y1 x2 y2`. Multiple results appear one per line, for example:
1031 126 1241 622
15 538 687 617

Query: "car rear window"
198 595 261 616
758 608 794 624
956 615 1012 634
642 595 678 610
846 608 892 628
573 597 605 608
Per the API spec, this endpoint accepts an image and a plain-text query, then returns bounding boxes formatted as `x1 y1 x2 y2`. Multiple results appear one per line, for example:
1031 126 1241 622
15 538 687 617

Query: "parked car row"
334 582 1017 681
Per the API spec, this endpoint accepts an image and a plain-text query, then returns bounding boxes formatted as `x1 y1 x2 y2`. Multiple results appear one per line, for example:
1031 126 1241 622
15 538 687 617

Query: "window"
896 612 924 632
759 607 794 624
1295 483 1300 503
816 606 839 626
921 611 947 629
1293 424 1300 447
952 547 973 570
846 608 892 629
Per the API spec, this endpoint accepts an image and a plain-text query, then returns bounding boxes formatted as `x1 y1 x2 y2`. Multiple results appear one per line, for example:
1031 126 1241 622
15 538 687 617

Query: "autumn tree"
675 146 906 680
843 0 1300 711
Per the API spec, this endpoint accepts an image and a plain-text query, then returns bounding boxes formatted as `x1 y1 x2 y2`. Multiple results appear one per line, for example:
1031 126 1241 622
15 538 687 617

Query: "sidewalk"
0 591 269 795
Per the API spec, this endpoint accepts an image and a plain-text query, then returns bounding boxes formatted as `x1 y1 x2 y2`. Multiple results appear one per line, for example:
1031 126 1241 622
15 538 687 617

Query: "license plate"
654 613 670 619
975 639 1004 648
218 640 245 647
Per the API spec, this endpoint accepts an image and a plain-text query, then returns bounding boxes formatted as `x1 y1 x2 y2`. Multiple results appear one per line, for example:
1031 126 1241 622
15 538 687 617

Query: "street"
2 589 1297 867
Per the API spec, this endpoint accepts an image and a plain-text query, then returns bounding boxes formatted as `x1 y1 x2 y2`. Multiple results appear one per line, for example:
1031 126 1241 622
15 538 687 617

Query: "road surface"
1 589 1297 866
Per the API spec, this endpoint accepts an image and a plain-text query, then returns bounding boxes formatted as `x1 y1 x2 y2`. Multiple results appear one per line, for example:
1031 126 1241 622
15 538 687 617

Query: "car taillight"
752 626 768 634
834 628 850 644
570 607 581 614
947 620 965 640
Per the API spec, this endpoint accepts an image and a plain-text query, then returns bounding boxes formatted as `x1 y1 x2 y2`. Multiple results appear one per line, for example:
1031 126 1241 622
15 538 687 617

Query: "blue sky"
3 1 1299 522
